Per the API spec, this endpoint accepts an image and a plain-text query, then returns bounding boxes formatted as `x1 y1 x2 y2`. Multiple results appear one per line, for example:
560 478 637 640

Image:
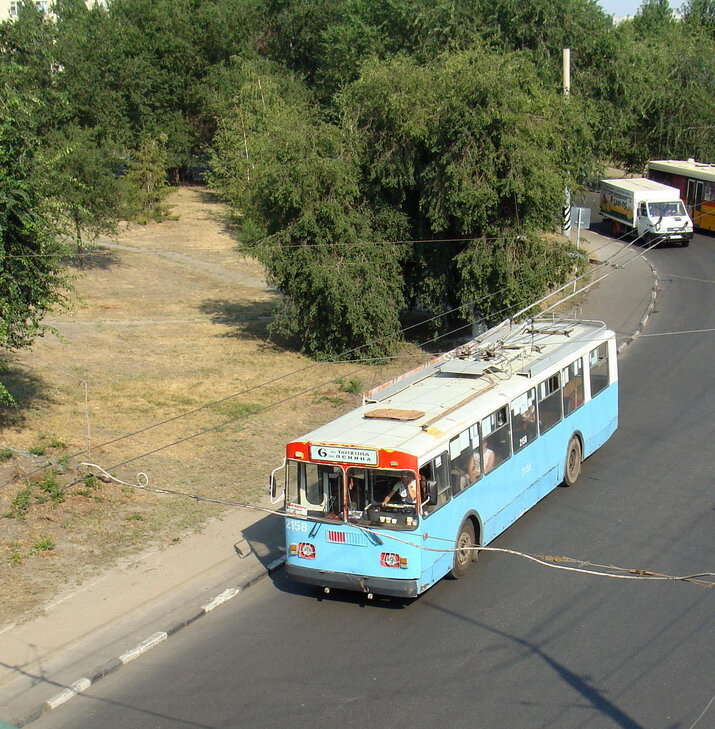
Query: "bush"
32 536 56 552
6 487 32 518
36 471 65 504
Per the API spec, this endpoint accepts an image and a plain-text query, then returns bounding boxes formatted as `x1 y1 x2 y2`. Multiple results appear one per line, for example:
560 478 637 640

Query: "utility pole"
562 48 571 237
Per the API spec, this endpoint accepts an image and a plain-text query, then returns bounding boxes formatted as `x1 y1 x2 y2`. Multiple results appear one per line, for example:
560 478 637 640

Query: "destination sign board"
309 445 378 465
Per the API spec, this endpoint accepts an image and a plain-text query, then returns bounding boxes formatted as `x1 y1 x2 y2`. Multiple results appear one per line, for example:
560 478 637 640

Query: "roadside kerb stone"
11 556 286 728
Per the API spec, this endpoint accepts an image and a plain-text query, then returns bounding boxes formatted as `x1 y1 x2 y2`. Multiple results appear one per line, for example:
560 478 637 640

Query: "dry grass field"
0 187 425 625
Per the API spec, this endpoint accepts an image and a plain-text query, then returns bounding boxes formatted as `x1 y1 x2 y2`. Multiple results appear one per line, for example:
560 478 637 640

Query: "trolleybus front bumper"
286 563 420 598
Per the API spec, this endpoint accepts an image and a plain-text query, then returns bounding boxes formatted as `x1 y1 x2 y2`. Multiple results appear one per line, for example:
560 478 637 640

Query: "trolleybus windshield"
285 460 420 530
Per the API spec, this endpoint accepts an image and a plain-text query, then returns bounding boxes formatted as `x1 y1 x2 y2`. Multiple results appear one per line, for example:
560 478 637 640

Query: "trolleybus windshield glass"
346 467 420 531
286 460 342 518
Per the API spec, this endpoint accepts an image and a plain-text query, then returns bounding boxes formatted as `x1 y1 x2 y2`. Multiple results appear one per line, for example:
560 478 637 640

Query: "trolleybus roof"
291 318 613 459
648 159 715 183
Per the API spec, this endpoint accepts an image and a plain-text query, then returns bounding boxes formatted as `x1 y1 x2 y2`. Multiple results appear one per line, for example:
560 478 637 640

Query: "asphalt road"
34 232 715 729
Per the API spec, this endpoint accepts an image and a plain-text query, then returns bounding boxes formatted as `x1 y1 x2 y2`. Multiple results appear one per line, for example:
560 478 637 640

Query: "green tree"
632 0 675 36
0 90 71 403
682 0 715 38
124 136 172 222
0 0 67 134
455 233 582 325
341 49 592 325
51 0 131 139
210 63 408 357
603 21 715 167
42 125 126 266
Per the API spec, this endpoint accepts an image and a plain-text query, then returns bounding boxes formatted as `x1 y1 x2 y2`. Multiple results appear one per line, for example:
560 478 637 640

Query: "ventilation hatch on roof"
364 409 425 421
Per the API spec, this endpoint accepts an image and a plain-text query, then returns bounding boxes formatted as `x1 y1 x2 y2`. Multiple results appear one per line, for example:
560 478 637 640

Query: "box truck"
599 178 693 247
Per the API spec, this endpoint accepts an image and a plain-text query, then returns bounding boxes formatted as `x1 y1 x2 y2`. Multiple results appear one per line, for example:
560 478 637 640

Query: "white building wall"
0 0 105 21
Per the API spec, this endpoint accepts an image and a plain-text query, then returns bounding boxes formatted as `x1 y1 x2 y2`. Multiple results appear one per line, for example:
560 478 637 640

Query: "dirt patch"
0 186 425 625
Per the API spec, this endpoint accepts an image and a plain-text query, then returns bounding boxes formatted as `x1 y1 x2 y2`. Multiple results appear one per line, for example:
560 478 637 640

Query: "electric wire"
0 242 596 488
0 232 572 258
0 230 657 493
23 227 712 588
687 692 715 729
77 464 715 589
639 328 715 338
660 273 715 284
0 214 642 259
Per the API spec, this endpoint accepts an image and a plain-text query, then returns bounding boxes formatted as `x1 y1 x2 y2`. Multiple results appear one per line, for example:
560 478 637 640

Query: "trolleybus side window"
562 358 585 416
481 406 511 472
466 424 482 484
537 373 563 434
511 388 537 453
449 428 474 495
589 344 609 398
421 452 450 517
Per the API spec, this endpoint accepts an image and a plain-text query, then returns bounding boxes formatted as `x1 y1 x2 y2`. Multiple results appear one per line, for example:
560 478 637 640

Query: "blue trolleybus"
272 317 618 598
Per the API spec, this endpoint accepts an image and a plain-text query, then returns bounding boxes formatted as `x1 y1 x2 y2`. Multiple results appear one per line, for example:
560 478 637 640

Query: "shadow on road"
426 601 647 729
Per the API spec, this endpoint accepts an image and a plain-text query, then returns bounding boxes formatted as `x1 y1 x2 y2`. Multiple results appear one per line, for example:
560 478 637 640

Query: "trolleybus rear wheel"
449 521 476 579
564 436 582 487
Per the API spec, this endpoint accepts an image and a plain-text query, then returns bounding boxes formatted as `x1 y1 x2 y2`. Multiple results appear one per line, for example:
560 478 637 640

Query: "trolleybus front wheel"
563 436 582 487
449 521 476 579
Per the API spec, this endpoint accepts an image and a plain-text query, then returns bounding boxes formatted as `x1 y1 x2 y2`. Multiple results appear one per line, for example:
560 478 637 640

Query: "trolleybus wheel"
564 436 582 487
681 239 690 248
449 521 476 579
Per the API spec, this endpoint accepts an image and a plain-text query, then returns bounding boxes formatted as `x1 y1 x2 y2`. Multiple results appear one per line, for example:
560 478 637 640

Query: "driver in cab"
381 471 417 507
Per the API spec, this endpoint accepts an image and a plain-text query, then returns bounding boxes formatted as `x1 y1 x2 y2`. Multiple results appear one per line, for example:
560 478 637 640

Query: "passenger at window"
563 377 583 415
513 406 535 441
451 466 469 493
482 442 497 474
467 442 496 482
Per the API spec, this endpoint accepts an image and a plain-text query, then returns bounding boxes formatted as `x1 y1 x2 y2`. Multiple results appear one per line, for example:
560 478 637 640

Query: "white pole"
563 48 571 96
574 208 581 293
562 48 571 236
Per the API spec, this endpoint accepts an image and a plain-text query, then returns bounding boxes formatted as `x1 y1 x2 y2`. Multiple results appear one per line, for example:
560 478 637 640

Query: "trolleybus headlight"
293 542 316 559
380 552 408 569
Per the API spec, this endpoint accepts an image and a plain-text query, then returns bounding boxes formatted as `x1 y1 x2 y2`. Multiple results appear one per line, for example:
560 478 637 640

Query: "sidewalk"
1 505 286 727
0 227 658 728
567 224 658 352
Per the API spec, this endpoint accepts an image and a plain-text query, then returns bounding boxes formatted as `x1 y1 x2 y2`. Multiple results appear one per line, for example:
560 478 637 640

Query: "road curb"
617 257 659 354
12 556 286 728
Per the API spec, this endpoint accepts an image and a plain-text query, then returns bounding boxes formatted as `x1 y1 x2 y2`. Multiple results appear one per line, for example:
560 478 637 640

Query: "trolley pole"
562 48 571 236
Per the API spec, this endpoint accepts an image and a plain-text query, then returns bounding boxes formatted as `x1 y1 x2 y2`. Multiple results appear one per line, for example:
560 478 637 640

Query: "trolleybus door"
686 179 704 223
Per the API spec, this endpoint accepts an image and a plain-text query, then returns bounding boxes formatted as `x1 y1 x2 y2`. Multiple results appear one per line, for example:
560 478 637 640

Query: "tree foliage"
682 0 715 39
42 124 126 262
124 135 173 223
209 61 408 357
1 0 715 362
0 89 71 401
